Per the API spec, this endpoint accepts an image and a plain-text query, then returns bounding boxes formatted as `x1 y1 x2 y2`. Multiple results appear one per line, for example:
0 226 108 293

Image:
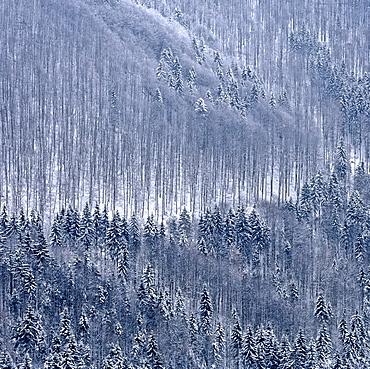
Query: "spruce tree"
194 98 208 114
292 329 308 368
0 349 15 369
199 285 213 335
147 334 164 369
316 324 332 366
13 306 45 356
314 292 332 322
103 344 129 369
334 137 349 181
230 310 243 368
241 325 256 368
18 353 33 369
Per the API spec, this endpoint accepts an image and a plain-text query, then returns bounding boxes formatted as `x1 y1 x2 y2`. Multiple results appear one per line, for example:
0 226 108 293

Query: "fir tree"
195 98 208 114
103 344 129 369
154 88 162 103
269 93 276 108
13 306 45 356
334 137 349 181
231 310 243 368
241 325 256 368
106 212 123 262
314 292 332 322
199 285 213 335
129 214 141 254
147 334 164 369
213 322 225 366
316 324 332 366
179 207 191 240
0 349 15 369
18 353 33 369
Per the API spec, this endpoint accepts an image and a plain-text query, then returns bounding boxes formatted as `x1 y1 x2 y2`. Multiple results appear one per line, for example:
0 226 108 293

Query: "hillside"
1 0 370 368
0 0 322 219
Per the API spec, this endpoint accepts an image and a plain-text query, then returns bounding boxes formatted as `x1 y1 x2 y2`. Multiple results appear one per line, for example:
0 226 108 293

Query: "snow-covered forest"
0 0 369 367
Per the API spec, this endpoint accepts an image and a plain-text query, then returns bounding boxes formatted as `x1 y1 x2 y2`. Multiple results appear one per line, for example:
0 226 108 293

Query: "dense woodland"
1 0 370 367
2 149 370 368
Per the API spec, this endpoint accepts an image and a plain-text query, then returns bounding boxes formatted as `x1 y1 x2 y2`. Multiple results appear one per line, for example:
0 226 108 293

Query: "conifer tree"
154 88 162 103
0 349 15 369
106 212 123 262
269 93 276 108
213 322 225 367
241 325 256 368
230 310 243 369
292 329 308 368
316 324 332 366
18 353 33 369
179 207 191 240
199 285 213 335
129 214 141 255
235 206 250 257
188 313 199 354
147 334 164 369
78 203 93 251
314 292 332 323
137 264 158 323
13 306 45 357
103 344 129 369
334 137 349 182
44 335 62 369
194 98 208 114
224 209 235 251
131 314 147 368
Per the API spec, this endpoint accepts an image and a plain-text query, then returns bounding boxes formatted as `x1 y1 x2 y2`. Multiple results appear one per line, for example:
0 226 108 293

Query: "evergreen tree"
199 285 213 335
334 137 349 181
316 324 332 366
354 162 369 202
103 344 129 369
195 98 208 114
137 264 158 323
235 206 250 257
78 311 90 342
213 322 225 367
241 325 256 368
147 334 164 369
299 182 313 219
129 214 141 254
131 314 147 368
291 329 308 368
50 215 63 248
13 306 45 357
178 207 191 240
224 209 235 251
188 313 199 354
314 292 332 322
154 88 162 102
269 93 276 108
106 212 123 262
44 335 62 369
78 203 93 251
18 353 33 369
230 310 243 369
0 349 15 369
187 67 197 92
279 334 291 368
